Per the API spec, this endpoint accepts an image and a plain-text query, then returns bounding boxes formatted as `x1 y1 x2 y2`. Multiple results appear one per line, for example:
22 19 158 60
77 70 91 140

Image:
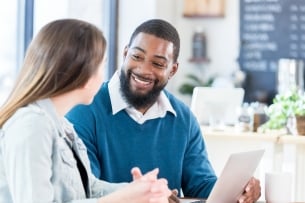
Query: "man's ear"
169 63 179 79
123 45 128 59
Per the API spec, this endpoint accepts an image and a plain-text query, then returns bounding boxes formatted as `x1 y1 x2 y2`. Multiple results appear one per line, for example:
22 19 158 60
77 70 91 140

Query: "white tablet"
180 149 264 203
206 149 265 203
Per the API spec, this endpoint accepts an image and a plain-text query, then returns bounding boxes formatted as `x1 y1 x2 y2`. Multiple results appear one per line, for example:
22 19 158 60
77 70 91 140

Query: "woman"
0 19 171 203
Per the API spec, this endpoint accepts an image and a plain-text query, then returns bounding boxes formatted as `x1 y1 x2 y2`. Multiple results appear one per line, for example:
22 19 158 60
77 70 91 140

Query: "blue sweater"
66 82 217 198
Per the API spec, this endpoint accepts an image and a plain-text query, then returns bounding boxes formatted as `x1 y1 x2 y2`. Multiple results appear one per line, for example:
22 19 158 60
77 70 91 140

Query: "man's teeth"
134 76 150 85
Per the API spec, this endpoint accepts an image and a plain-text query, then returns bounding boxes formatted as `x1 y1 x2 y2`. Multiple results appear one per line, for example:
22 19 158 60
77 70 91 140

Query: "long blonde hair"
0 19 106 127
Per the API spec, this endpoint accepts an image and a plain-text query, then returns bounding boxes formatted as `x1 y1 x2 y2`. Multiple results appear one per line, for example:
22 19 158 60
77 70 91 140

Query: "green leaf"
178 83 196 95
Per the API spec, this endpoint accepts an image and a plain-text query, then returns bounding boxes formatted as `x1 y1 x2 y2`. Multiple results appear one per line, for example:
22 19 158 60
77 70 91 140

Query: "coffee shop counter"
200 126 305 202
179 199 304 203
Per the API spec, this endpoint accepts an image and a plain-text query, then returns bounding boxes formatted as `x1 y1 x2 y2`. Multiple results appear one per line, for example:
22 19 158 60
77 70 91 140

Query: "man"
66 19 261 202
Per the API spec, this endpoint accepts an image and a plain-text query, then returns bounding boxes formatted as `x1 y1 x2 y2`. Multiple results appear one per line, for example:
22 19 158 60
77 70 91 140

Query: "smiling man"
66 19 261 202
119 31 177 115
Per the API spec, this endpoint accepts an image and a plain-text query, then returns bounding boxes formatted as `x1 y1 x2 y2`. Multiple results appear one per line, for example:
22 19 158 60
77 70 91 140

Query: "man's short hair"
128 19 180 63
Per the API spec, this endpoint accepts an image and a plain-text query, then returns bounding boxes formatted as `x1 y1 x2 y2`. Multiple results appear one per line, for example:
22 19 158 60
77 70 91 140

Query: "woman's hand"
131 167 171 203
99 167 171 203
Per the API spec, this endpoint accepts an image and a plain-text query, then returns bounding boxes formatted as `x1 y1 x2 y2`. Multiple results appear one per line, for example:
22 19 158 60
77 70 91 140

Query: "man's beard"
119 69 166 109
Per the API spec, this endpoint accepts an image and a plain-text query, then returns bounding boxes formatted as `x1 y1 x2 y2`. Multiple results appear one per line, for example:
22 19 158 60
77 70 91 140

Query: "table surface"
201 126 305 146
179 198 304 203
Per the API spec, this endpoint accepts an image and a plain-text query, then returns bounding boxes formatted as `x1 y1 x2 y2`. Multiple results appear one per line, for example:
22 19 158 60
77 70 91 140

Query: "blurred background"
3 0 304 107
1 1 305 201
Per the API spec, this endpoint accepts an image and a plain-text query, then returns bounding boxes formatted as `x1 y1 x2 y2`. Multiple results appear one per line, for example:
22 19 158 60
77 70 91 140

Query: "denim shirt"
0 99 125 203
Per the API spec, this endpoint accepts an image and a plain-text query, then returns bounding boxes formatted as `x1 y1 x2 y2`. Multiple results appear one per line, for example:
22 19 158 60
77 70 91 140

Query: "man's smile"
131 73 154 87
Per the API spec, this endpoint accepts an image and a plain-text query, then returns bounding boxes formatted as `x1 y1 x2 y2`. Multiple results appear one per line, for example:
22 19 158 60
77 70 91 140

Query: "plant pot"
295 115 305 136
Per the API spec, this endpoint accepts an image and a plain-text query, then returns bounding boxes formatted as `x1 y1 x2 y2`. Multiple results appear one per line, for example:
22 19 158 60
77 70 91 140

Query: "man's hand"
238 177 261 203
169 189 180 203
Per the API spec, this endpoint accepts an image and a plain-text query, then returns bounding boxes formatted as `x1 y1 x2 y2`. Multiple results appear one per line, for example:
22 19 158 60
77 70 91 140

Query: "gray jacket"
0 99 125 203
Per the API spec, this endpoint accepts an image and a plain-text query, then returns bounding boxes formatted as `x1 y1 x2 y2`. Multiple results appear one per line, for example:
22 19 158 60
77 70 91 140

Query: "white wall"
118 0 156 67
118 0 239 106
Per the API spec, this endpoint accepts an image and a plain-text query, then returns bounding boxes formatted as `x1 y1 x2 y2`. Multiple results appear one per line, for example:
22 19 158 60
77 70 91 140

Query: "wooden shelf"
183 0 225 19
183 14 224 18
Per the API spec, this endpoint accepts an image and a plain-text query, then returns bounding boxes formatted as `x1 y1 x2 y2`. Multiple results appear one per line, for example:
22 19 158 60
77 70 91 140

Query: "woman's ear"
82 77 94 90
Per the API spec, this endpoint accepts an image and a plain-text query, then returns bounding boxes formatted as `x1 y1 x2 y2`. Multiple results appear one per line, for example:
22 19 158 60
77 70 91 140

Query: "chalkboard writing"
239 0 305 104
240 0 305 72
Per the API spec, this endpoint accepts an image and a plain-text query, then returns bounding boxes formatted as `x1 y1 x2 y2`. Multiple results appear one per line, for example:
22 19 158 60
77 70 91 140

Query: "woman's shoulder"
2 103 53 133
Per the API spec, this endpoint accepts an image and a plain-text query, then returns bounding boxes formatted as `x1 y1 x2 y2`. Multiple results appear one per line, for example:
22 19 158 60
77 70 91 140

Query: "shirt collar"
108 71 176 118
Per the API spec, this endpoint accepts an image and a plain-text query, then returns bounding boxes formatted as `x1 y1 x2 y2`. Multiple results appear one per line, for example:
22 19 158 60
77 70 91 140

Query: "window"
34 0 106 34
0 0 114 105
0 0 22 105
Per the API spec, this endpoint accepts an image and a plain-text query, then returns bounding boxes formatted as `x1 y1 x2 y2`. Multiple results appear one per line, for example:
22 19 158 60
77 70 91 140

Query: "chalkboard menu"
239 0 305 104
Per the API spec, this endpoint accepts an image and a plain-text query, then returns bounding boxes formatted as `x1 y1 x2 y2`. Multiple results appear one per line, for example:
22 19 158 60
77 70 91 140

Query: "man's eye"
132 54 141 60
153 62 166 68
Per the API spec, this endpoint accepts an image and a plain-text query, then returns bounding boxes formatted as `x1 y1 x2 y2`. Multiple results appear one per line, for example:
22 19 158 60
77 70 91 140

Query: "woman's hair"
0 19 106 127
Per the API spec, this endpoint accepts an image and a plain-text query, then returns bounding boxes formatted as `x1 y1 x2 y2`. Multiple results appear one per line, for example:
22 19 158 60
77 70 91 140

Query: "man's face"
119 33 178 110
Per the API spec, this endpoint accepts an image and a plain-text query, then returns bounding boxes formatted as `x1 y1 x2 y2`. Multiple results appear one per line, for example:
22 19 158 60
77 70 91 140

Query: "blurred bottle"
235 102 253 132
277 58 304 94
192 27 207 59
252 102 268 132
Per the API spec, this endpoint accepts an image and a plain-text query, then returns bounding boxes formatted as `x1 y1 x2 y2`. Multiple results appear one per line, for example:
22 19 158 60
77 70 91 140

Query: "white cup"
265 172 292 203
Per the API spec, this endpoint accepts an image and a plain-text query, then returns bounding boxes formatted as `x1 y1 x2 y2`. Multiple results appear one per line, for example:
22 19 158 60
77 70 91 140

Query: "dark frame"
24 0 34 55
105 0 119 79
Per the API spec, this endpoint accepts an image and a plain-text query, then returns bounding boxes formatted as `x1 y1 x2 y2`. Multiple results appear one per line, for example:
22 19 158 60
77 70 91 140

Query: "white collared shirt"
108 71 176 124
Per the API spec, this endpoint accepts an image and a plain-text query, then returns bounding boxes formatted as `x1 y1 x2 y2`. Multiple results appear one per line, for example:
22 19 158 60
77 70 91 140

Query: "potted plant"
294 93 305 135
178 73 214 95
261 88 305 135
